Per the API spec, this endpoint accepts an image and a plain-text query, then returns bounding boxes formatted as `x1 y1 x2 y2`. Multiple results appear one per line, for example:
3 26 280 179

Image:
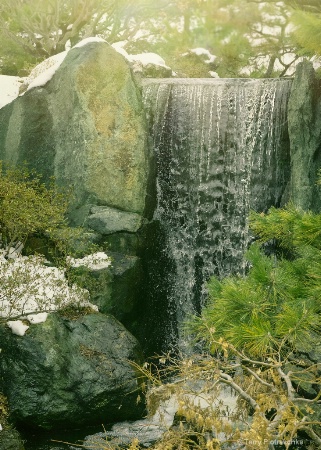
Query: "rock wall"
288 60 321 211
0 40 154 342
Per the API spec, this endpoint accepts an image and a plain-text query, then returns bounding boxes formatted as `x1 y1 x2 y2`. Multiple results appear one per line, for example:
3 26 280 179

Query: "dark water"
21 424 106 450
142 78 292 347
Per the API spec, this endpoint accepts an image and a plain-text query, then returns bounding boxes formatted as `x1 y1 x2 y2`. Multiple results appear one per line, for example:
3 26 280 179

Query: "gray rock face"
86 206 143 235
288 60 321 211
70 252 143 334
0 312 145 429
0 41 151 226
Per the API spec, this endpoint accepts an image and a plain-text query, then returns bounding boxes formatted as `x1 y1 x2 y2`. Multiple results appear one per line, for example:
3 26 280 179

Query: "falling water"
142 78 292 349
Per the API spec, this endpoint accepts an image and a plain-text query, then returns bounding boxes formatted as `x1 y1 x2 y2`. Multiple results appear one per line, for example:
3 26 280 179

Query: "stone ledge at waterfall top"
0 312 145 429
0 41 151 228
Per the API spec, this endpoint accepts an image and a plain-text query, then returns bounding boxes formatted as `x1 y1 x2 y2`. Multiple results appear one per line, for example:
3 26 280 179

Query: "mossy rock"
0 312 145 430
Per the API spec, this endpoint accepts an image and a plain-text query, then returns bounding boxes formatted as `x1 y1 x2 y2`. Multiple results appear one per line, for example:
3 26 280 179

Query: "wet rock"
0 312 145 430
86 206 143 235
288 59 321 211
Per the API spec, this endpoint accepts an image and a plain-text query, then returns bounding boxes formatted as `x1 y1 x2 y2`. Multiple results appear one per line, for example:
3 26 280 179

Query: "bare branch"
277 367 295 401
243 366 275 388
219 372 258 410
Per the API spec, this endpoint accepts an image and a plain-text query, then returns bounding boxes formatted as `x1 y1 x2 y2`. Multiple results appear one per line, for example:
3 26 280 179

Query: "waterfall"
142 78 292 349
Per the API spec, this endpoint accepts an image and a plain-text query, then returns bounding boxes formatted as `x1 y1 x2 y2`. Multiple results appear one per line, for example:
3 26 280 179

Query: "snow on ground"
0 75 25 109
0 253 100 335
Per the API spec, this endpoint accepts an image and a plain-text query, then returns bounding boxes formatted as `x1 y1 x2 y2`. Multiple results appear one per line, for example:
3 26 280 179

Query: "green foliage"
0 162 105 321
0 162 69 250
0 0 151 74
189 205 321 357
0 393 8 424
126 204 321 450
0 0 306 78
250 204 321 250
122 348 321 450
127 0 298 78
291 9 321 56
0 161 94 260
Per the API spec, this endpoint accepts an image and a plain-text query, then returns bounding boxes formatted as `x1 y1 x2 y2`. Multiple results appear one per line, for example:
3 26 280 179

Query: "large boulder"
0 312 145 429
0 41 151 227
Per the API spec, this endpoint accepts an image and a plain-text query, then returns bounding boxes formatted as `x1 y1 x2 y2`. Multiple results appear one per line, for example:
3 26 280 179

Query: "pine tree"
176 204 321 448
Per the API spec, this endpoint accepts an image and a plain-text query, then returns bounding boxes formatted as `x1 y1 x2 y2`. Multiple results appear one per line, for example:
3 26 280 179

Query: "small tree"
0 161 70 256
184 205 321 449
0 0 156 74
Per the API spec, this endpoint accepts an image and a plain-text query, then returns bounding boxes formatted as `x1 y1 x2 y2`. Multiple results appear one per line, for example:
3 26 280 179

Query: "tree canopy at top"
1 0 321 77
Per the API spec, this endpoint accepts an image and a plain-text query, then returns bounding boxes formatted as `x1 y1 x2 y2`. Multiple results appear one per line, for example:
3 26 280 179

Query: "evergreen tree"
190 204 321 356
177 205 321 448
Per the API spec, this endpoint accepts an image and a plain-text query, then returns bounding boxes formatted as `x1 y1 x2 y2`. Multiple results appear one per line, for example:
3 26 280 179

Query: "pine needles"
188 205 321 357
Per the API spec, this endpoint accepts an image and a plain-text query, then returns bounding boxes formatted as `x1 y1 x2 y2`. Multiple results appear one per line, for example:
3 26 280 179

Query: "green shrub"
0 161 69 254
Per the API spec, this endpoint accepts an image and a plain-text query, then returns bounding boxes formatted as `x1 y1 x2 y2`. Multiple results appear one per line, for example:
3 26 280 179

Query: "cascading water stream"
142 78 292 350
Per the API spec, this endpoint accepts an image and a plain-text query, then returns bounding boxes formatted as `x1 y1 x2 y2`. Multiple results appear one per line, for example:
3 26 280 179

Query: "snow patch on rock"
7 320 29 336
73 36 107 48
25 312 48 324
26 51 68 91
189 47 217 64
111 41 172 75
67 252 112 270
